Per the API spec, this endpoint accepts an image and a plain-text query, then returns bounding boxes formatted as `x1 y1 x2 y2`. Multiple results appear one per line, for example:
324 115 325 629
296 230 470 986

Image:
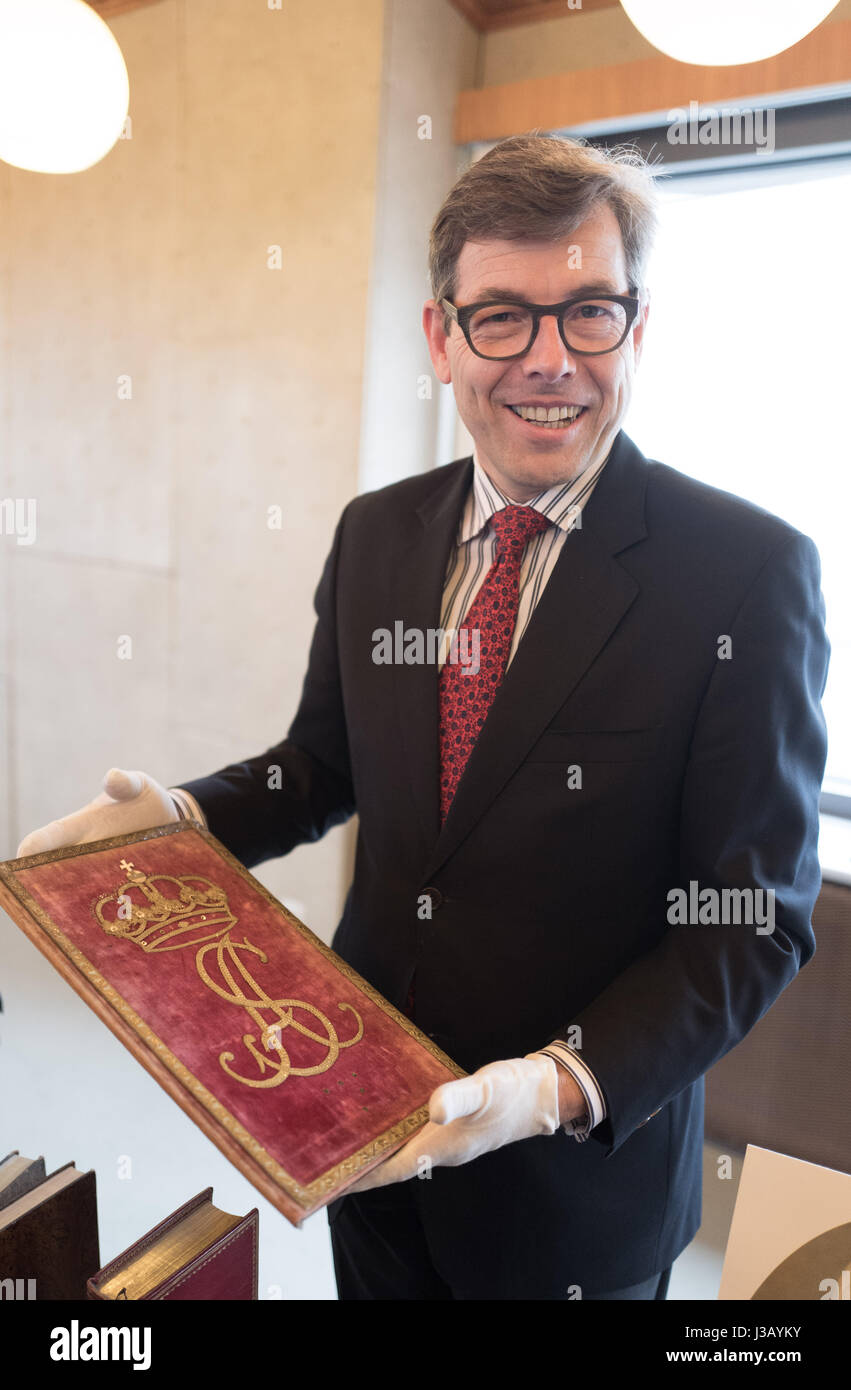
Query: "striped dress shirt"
439 449 606 667
172 446 612 1143
437 450 609 1141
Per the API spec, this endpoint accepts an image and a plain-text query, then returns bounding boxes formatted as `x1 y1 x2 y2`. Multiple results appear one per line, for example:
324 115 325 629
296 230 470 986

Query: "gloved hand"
345 1053 563 1193
16 768 180 858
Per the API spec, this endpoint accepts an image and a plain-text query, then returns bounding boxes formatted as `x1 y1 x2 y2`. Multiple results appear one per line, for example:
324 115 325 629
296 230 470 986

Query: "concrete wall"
0 0 476 1302
358 0 478 491
0 0 387 936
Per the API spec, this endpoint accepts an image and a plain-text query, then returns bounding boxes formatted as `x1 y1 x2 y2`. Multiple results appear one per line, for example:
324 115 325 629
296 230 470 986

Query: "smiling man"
427 209 645 502
19 134 830 1301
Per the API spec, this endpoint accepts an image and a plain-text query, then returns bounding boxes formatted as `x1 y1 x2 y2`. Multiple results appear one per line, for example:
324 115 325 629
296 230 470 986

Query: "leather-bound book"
0 1163 99 1299
88 1189 257 1300
0 1151 47 1211
0 822 464 1225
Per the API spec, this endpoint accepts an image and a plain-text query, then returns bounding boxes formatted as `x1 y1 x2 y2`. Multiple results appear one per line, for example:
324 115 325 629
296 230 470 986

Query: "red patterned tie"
437 503 552 823
403 505 551 1022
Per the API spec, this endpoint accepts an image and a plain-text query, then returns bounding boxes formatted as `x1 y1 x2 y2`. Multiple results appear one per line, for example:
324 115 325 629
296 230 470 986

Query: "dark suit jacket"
181 430 830 1295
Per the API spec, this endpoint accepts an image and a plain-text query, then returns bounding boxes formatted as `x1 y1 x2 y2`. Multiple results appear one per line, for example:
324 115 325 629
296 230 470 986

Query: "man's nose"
523 312 577 377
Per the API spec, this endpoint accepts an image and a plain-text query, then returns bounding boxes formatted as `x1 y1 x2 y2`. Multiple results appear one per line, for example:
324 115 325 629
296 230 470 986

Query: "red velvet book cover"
0 822 463 1225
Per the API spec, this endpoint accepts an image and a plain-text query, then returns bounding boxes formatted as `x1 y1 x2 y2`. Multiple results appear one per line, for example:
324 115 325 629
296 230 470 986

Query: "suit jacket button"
422 886 444 912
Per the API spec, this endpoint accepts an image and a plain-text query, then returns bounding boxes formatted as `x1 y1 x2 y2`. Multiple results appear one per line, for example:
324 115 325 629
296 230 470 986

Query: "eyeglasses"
440 293 641 360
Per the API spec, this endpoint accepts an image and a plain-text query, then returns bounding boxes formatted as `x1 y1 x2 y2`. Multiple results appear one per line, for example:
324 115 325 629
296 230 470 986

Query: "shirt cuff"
539 1040 607 1143
169 787 208 828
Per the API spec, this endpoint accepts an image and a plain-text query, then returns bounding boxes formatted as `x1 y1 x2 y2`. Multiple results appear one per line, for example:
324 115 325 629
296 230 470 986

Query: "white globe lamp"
0 0 129 174
620 0 840 67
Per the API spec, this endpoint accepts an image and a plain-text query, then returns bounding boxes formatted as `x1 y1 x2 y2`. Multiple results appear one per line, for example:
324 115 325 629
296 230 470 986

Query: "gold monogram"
92 859 363 1089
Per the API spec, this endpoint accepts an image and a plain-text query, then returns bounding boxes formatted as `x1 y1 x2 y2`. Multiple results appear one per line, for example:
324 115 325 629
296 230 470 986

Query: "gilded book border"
0 822 464 1218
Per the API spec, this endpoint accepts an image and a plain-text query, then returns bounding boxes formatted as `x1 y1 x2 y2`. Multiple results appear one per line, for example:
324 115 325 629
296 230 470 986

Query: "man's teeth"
509 404 584 427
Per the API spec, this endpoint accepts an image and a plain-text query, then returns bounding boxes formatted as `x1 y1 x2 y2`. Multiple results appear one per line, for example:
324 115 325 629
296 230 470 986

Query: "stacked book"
0 1154 257 1300
0 1151 98 1299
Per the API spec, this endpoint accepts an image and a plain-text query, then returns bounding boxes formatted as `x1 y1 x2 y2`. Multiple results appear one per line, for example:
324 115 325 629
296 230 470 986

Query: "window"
624 156 851 805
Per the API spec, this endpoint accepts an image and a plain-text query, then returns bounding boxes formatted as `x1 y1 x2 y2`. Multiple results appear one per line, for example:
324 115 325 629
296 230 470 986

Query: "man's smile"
503 401 589 432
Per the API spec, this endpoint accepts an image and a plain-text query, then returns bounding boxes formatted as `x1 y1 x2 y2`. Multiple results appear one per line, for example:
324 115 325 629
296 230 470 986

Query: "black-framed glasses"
441 293 640 360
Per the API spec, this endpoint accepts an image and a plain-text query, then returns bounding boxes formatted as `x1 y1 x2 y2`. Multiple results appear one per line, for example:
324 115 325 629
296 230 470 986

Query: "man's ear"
632 289 651 370
423 299 453 385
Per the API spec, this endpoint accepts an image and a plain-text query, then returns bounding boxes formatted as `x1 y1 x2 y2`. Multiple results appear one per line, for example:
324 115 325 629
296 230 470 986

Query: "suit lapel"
419 431 650 881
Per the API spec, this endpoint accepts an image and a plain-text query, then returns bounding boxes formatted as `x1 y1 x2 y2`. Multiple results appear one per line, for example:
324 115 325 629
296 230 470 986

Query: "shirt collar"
459 447 609 544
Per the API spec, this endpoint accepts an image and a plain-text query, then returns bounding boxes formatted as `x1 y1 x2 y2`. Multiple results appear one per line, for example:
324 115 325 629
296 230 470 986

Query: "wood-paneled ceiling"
448 0 620 31
88 0 164 17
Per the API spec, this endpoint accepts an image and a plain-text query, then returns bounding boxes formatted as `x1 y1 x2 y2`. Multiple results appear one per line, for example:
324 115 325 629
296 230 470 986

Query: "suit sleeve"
176 505 356 869
562 531 830 1157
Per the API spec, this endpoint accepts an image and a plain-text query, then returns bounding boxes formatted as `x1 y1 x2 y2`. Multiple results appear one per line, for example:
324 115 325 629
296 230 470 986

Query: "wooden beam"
448 0 619 32
87 0 167 17
455 18 851 140
489 0 621 27
447 0 491 32
447 0 619 33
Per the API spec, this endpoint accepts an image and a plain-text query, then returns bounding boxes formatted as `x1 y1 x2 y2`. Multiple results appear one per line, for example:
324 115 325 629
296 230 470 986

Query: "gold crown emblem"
91 855 365 1090
93 858 236 952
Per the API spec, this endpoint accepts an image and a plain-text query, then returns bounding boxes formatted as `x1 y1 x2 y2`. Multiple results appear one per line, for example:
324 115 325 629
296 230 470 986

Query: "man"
19 135 830 1300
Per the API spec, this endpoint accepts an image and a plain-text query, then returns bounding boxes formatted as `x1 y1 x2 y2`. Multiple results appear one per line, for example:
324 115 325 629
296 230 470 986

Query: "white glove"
16 768 180 858
345 1053 561 1194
